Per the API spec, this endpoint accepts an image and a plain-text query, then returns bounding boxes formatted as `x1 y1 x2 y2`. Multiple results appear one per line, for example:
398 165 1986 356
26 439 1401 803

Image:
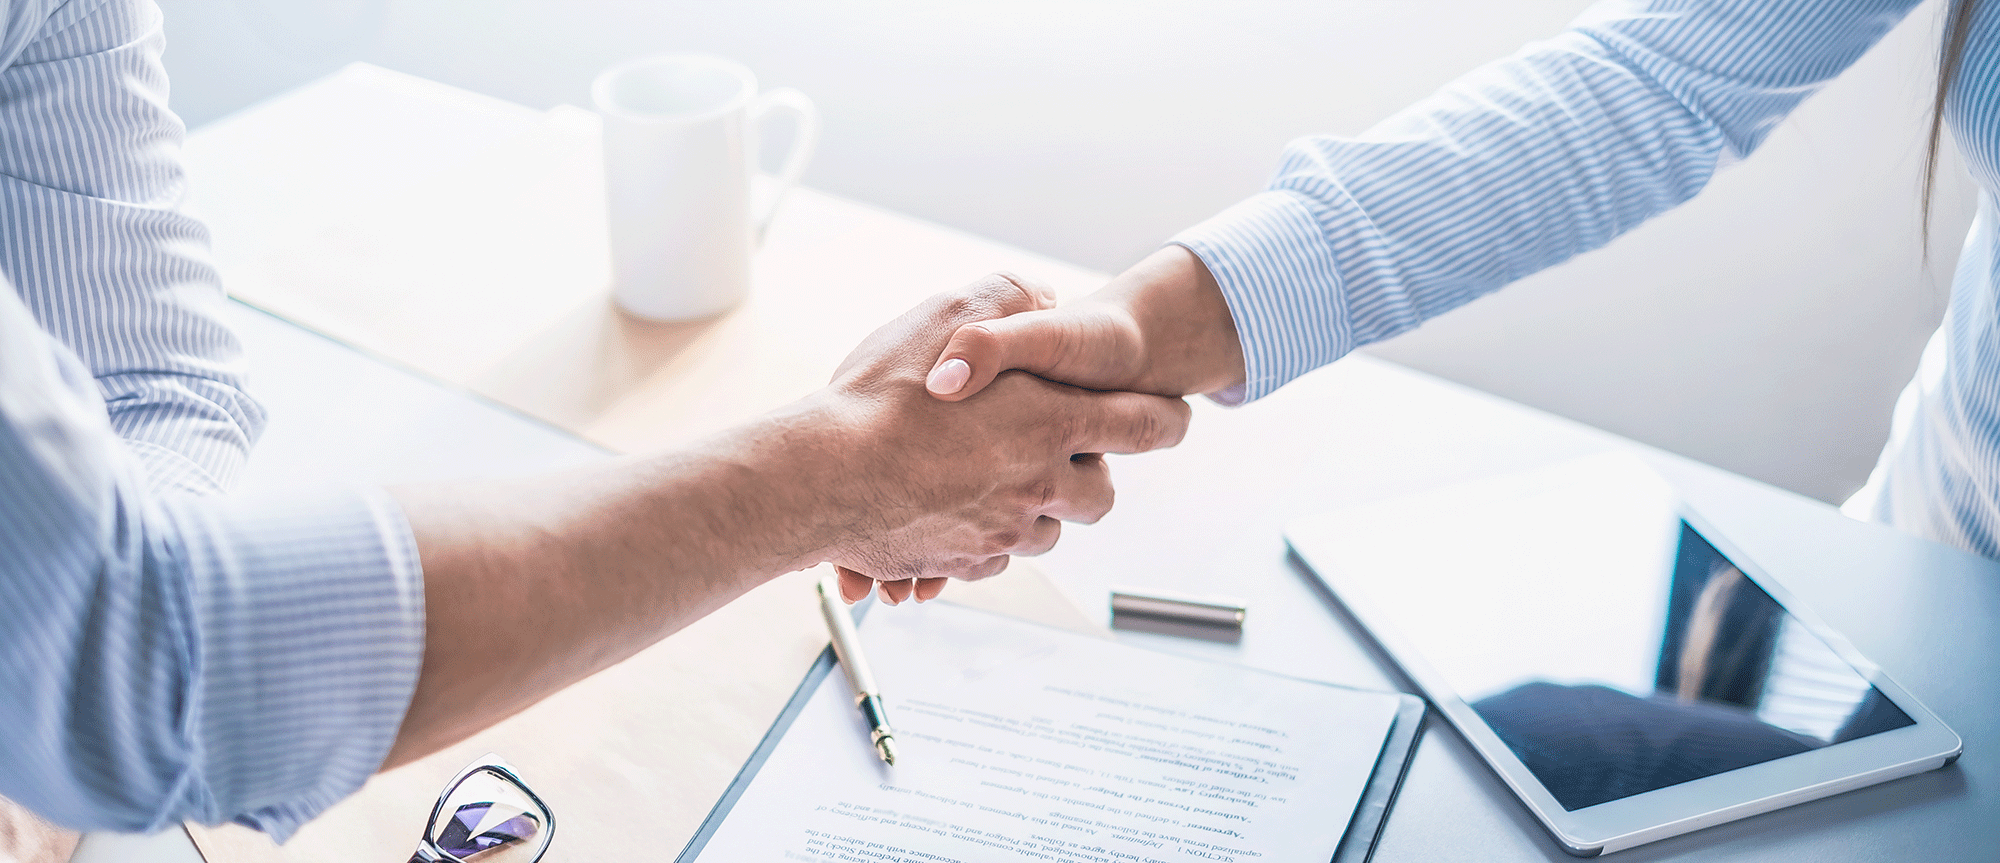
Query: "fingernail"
926 358 970 395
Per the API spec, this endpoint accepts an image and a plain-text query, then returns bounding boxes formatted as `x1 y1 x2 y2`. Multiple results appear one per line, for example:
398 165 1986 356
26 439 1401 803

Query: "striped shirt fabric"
1173 0 2000 560
0 0 423 840
6 0 1995 842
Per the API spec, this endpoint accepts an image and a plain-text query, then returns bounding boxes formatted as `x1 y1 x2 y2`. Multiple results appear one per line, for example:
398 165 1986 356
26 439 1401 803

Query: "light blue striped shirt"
0 0 423 840
9 0 1996 842
1175 0 2000 558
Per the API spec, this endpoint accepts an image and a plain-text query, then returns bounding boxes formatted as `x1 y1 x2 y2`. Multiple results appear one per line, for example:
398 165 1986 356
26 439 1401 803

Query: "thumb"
925 304 1143 402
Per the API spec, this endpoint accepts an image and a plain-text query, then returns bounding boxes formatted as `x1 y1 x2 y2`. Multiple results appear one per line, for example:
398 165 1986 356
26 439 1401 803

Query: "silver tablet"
1284 455 1961 856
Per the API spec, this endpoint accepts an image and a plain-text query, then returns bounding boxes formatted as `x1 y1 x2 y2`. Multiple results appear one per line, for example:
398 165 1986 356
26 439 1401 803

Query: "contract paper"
692 601 1403 863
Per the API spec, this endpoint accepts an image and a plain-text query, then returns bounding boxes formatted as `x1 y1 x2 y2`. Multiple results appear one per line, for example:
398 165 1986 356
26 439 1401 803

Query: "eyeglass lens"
429 768 551 862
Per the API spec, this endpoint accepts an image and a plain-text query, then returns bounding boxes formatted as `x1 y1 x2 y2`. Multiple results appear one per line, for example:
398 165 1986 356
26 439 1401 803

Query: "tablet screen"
1347 478 1914 811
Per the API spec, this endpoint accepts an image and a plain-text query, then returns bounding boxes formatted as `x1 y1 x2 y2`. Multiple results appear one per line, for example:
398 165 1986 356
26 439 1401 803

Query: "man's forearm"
380 274 1191 768
385 399 844 765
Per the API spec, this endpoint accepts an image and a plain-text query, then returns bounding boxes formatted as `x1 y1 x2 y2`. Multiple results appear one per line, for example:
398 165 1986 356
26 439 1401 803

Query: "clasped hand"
818 273 1190 604
824 247 1242 605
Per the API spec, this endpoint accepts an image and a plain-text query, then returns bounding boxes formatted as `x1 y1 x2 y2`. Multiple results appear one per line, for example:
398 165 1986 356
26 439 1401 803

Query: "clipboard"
675 600 1426 863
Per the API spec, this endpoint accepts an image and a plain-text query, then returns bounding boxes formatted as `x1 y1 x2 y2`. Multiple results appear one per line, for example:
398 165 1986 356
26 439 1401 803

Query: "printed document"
693 602 1404 862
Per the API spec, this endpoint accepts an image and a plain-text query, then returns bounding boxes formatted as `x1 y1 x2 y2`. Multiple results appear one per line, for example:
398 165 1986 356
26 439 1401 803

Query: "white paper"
693 602 1403 863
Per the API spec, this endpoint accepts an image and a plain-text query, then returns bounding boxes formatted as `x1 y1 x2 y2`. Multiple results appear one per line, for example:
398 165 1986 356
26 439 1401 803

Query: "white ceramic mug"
593 55 818 321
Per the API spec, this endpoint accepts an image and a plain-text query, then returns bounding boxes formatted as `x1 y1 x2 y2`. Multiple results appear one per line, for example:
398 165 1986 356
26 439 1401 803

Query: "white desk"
166 65 1996 861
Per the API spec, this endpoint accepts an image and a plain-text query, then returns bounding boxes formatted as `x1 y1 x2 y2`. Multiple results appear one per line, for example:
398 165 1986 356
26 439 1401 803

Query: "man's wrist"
711 394 867 575
739 388 954 577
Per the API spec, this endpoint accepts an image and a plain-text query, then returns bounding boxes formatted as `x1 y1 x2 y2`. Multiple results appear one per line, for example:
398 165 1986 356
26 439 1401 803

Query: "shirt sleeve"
0 0 264 494
1172 0 1922 403
0 284 425 841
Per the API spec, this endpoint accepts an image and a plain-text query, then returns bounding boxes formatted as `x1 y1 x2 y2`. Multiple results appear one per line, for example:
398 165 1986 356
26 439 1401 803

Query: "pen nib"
876 736 897 766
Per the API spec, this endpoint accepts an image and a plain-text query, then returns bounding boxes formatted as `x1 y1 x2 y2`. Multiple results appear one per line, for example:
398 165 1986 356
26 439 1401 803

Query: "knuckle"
985 271 1043 314
932 288 976 316
1129 409 1166 451
925 293 980 332
1052 409 1088 450
1032 479 1059 511
1135 400 1191 450
946 273 1028 319
963 556 1010 582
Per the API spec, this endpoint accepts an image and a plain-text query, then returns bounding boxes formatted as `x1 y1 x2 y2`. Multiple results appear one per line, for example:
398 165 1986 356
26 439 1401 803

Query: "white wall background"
156 0 1977 503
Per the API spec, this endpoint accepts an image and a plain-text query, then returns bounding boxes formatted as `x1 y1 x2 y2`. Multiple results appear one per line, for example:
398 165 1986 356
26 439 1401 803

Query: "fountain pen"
816 574 898 765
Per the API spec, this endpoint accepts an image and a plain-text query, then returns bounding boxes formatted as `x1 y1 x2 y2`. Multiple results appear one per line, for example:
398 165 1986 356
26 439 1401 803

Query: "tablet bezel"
1285 467 1962 856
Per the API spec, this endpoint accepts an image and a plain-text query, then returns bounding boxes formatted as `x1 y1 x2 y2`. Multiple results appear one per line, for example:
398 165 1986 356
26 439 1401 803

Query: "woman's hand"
923 246 1248 403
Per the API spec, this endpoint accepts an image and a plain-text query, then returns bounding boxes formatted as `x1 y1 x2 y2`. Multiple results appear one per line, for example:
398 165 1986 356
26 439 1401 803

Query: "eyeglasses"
407 754 555 863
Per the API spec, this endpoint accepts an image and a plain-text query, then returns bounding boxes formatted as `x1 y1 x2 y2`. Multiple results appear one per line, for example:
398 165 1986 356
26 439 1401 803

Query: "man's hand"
383 272 1190 765
922 245 1248 403
815 273 1193 604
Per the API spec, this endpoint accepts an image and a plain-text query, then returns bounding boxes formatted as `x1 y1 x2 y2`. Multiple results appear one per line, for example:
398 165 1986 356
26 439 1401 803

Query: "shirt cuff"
1170 190 1358 404
160 486 425 842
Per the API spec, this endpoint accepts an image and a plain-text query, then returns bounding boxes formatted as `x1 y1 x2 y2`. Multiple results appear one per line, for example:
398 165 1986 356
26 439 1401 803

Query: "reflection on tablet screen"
1464 523 1913 810
1336 464 1924 814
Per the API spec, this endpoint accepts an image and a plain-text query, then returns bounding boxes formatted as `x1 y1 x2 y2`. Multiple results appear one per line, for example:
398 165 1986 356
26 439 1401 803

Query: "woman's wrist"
1091 245 1246 398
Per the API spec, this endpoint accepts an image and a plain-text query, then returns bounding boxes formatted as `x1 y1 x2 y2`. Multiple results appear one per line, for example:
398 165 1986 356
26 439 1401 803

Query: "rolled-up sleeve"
0 0 263 494
0 283 425 840
1174 0 1920 403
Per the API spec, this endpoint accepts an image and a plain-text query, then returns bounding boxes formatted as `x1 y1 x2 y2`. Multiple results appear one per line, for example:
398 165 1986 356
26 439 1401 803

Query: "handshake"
388 245 1244 764
812 246 1245 605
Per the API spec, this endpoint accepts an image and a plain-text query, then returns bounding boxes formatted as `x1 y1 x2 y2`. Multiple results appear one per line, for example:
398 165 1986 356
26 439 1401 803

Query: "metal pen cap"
1109 589 1247 628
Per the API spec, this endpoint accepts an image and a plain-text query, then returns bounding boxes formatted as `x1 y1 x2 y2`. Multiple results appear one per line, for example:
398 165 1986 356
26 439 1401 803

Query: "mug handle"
748 87 819 245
